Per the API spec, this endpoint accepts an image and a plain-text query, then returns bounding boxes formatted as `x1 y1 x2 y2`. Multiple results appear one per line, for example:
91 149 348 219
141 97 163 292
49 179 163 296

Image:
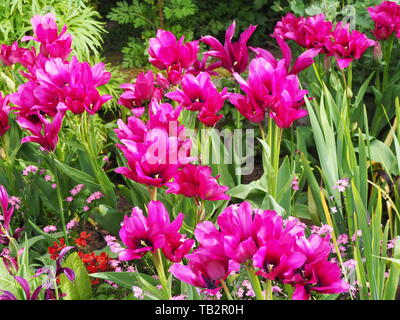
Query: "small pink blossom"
132 286 144 299
388 239 396 249
65 196 73 202
86 191 104 204
43 225 57 233
291 176 299 191
23 165 38 176
70 184 84 196
66 219 78 230
338 234 348 245
8 196 21 210
343 259 357 269
333 178 350 192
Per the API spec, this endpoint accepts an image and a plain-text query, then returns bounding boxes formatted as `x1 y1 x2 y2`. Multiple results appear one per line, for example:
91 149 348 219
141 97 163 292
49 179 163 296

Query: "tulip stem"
220 279 233 300
150 187 157 201
267 118 282 198
265 279 273 300
258 122 266 142
152 249 170 299
244 262 264 300
47 155 68 245
53 279 60 300
382 34 394 91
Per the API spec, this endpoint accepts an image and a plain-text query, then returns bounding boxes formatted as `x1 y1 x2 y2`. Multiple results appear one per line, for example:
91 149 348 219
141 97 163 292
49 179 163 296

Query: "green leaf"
0 260 17 296
369 139 398 174
54 159 100 190
60 252 92 300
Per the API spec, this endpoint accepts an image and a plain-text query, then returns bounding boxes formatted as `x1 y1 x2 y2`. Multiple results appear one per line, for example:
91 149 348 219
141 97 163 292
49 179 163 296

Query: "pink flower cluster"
2 13 111 151
273 13 375 69
168 202 349 300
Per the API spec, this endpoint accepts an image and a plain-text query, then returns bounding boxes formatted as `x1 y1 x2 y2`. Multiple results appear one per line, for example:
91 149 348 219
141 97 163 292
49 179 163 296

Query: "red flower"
47 238 66 260
77 251 113 285
75 231 92 247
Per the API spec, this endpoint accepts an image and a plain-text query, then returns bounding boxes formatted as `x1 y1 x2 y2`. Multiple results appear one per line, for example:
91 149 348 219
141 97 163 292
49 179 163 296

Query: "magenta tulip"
0 93 10 137
119 201 187 261
166 164 230 201
292 261 350 300
368 1 400 40
201 21 257 74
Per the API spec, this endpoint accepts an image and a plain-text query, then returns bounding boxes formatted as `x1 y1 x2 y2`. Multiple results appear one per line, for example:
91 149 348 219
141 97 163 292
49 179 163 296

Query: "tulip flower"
169 248 231 295
273 13 332 53
118 70 163 116
0 93 10 137
35 56 112 114
295 234 332 264
147 99 185 132
115 101 194 187
368 1 400 40
251 36 320 75
326 22 375 69
22 13 72 60
201 21 257 74
0 185 15 245
118 201 186 261
228 93 265 123
291 261 350 300
0 249 18 276
0 42 36 67
166 164 230 201
272 13 306 45
162 232 195 263
216 202 260 263
166 72 228 127
116 128 193 187
233 57 308 128
186 54 221 76
148 30 198 84
253 240 306 281
17 102 67 152
166 72 227 111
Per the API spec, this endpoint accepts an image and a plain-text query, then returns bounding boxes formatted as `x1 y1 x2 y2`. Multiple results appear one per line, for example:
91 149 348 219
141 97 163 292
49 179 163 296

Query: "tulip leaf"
60 252 92 300
53 159 100 190
369 138 398 175
0 260 18 296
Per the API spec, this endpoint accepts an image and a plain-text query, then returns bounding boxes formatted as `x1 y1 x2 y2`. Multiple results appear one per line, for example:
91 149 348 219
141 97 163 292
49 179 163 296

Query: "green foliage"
106 0 281 68
60 252 92 300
